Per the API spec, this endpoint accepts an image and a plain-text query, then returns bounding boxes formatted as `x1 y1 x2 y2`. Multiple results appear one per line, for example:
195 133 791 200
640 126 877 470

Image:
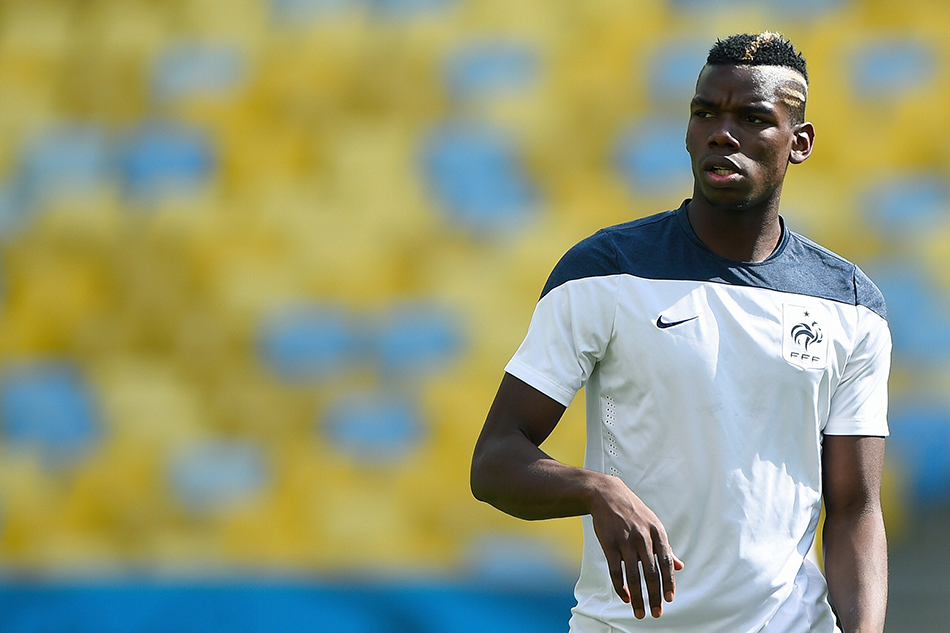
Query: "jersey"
505 201 891 633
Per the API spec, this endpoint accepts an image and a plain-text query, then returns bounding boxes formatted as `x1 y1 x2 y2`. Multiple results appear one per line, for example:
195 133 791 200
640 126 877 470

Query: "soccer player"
470 32 889 633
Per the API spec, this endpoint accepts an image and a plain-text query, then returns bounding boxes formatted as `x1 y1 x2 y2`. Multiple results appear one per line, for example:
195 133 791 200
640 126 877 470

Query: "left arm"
821 434 888 633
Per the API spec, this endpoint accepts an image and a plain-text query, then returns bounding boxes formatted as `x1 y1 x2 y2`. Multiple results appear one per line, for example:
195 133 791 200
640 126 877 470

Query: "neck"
685 194 784 263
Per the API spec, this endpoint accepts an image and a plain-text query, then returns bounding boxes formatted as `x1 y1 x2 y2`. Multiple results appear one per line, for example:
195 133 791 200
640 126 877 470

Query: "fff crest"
783 304 829 369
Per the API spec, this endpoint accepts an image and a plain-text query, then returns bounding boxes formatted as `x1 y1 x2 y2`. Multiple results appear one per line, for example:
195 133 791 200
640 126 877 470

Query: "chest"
600 279 854 402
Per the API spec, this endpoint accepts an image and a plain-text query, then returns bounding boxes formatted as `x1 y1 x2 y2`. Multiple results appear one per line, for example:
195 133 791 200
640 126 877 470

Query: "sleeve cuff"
504 359 577 408
823 417 890 437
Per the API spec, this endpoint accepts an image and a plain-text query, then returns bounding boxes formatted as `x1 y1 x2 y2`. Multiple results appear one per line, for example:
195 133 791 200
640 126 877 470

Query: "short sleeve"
504 232 620 407
825 306 891 436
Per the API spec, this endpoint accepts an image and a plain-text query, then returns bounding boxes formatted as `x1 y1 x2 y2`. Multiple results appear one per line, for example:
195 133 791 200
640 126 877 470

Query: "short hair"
706 32 808 82
705 32 808 123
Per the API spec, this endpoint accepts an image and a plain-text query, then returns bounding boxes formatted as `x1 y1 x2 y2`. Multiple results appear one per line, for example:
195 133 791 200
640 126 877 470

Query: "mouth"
702 159 743 185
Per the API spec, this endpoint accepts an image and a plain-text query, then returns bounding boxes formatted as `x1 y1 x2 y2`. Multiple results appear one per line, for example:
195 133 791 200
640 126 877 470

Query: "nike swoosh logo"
656 315 698 329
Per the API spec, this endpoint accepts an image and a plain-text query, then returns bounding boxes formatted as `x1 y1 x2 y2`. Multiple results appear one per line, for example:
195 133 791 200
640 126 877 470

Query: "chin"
699 190 754 211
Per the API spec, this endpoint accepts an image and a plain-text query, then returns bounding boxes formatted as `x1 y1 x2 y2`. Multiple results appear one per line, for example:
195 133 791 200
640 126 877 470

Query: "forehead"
694 64 806 106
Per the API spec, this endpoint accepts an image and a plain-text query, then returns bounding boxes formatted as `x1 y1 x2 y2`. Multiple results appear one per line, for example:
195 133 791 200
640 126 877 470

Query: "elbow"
469 449 493 504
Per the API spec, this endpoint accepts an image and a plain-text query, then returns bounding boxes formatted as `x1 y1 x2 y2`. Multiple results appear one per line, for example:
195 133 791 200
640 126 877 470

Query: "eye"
693 110 714 119
746 115 768 124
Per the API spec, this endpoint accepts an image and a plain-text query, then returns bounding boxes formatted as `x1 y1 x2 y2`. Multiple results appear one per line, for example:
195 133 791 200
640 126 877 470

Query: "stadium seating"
319 391 425 464
862 173 949 239
152 41 248 104
849 38 937 99
421 121 538 236
863 261 950 364
117 121 215 202
0 362 101 465
168 439 271 515
613 116 692 198
443 40 540 102
0 1 948 628
374 302 463 377
647 38 710 105
0 181 30 241
257 304 364 382
887 405 950 506
21 124 112 207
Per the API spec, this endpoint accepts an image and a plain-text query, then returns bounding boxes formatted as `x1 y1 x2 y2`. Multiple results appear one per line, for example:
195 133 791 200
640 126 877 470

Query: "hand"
589 474 684 620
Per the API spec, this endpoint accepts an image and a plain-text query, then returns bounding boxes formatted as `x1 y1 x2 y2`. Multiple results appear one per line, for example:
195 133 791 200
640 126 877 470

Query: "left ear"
789 122 815 164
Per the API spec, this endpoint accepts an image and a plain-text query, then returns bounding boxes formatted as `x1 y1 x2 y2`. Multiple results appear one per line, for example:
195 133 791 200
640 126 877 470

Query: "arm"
471 373 684 620
821 434 888 633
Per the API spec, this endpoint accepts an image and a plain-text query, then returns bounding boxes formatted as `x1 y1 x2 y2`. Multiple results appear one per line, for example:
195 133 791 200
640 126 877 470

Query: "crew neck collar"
674 199 789 266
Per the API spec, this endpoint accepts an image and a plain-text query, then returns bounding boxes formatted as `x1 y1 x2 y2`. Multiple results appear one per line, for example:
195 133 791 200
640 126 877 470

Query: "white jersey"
505 202 890 633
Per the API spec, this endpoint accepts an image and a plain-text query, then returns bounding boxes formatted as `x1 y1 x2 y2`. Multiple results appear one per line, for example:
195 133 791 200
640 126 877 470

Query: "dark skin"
471 63 887 631
685 64 814 262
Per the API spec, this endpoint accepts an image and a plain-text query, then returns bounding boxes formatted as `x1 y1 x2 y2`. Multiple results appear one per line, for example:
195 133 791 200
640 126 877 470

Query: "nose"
708 119 739 149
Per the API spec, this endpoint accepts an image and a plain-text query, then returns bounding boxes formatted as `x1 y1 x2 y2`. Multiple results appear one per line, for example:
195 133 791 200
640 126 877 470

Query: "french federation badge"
783 304 829 369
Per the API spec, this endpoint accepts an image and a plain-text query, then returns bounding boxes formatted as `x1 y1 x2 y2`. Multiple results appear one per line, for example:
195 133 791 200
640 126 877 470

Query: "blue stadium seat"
0 180 30 241
670 0 843 18
386 581 572 633
443 40 539 101
887 405 950 505
0 582 401 633
422 121 537 235
117 121 214 202
168 440 270 514
372 0 456 19
152 41 247 103
862 174 949 238
0 362 101 463
864 261 950 364
270 0 366 23
21 124 111 205
647 39 709 104
614 116 692 197
464 534 575 591
375 302 463 376
320 392 423 464
258 305 363 382
850 40 936 99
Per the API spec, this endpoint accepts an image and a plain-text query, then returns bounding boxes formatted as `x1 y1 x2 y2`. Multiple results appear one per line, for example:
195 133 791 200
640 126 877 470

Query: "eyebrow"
690 97 777 116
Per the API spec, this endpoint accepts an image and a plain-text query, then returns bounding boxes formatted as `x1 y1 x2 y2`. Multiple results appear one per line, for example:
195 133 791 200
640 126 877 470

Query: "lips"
702 157 743 185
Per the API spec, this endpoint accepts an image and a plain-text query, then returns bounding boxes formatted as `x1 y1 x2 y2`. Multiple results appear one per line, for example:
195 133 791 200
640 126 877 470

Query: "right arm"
470 372 684 620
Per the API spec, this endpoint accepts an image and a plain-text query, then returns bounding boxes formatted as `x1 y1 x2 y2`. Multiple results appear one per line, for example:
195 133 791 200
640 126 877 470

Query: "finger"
654 533 677 603
624 556 647 620
624 555 646 620
604 549 629 603
673 553 685 570
637 535 663 618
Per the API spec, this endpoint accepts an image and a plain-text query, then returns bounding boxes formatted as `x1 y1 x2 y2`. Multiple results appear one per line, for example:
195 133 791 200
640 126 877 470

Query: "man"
470 32 889 633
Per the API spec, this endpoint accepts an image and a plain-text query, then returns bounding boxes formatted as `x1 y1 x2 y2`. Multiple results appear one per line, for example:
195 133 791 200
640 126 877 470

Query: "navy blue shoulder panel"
539 204 888 320
539 211 672 299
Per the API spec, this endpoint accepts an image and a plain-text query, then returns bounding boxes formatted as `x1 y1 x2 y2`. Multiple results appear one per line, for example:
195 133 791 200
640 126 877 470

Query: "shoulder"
541 210 679 299
785 231 887 321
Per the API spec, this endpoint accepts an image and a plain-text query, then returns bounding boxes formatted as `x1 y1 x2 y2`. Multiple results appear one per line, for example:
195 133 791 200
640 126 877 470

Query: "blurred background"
0 0 947 631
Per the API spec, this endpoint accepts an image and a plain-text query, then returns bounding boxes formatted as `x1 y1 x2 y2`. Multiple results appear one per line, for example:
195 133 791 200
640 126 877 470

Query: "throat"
685 201 783 263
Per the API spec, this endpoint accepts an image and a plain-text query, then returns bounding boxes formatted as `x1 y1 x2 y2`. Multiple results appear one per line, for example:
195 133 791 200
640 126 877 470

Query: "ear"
789 122 815 164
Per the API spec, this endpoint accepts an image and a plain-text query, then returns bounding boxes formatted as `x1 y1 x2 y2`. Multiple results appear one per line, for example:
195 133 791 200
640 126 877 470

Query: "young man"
470 33 889 633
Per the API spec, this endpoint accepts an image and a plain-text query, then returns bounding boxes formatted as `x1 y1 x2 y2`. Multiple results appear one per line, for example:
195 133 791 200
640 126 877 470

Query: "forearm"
822 505 888 633
471 432 608 520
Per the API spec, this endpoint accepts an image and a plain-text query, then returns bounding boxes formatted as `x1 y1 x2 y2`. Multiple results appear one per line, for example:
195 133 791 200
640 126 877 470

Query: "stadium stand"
320 391 425 463
887 404 950 506
0 362 101 464
0 0 948 630
613 116 692 197
421 120 538 236
257 304 363 382
168 439 271 515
